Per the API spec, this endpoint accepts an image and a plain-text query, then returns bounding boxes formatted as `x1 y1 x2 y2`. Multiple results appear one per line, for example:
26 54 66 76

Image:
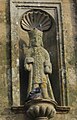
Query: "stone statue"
24 28 55 100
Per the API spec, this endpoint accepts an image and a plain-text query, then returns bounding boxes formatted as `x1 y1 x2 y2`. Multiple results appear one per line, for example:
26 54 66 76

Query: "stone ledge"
11 99 70 114
11 105 70 114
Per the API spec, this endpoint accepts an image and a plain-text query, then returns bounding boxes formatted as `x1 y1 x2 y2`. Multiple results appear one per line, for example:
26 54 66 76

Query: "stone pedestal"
25 99 57 120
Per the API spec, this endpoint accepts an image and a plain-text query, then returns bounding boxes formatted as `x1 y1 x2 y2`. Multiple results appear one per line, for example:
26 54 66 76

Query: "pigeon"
26 87 42 101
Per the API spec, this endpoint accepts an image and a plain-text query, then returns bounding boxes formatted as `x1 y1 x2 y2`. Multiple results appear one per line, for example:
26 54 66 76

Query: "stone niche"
6 0 70 113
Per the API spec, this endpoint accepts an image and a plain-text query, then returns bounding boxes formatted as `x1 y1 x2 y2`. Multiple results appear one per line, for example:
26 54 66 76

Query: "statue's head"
28 28 43 47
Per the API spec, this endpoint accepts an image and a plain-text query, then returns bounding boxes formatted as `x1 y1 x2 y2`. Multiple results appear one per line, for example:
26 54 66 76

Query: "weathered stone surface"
0 0 8 114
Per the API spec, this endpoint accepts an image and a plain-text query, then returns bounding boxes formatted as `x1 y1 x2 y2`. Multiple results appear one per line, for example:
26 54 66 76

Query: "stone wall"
0 0 77 120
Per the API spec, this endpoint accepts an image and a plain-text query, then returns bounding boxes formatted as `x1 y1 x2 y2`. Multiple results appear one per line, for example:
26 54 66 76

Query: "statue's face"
28 29 43 47
32 33 42 47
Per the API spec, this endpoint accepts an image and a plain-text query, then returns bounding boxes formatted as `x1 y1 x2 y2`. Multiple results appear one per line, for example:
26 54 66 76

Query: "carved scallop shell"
20 9 52 31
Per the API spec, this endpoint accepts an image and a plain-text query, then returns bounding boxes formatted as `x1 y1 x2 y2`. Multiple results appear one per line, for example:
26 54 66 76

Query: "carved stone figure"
24 28 55 100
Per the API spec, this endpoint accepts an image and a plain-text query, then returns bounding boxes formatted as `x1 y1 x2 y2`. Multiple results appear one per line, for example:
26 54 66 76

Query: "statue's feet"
42 94 51 100
42 96 56 103
43 96 50 100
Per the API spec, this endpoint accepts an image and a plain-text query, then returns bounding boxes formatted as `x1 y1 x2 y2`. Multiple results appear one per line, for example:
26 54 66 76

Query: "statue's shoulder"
41 47 49 55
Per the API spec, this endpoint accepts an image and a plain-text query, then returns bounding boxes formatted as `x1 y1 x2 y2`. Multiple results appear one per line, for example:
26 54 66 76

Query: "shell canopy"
20 9 52 31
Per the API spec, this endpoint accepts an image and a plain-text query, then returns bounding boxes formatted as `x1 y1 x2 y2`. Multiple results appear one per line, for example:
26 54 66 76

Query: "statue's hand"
24 57 34 71
44 66 52 74
44 61 52 74
25 64 32 71
25 57 34 64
